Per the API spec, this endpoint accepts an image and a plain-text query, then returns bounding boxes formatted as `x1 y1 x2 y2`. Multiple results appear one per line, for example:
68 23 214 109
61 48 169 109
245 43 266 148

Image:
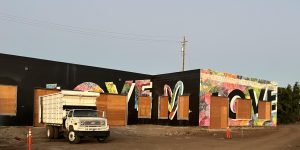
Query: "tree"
292 82 300 120
277 82 300 124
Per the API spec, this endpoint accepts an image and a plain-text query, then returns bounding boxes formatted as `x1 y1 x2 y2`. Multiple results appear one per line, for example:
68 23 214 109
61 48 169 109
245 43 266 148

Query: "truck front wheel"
68 130 80 144
46 126 54 139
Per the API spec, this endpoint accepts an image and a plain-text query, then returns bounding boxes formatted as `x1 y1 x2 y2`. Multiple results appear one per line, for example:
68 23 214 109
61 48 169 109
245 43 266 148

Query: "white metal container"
40 90 100 125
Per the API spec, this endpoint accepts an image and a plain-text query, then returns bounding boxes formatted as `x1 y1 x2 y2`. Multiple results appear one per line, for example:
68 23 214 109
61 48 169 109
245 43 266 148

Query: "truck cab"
65 109 110 144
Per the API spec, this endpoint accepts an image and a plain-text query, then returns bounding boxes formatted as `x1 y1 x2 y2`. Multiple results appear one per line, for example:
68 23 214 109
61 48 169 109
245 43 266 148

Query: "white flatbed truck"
40 90 110 144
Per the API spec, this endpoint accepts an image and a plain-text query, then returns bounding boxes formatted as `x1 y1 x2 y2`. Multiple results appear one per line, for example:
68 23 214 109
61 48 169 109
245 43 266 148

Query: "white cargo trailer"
40 90 110 144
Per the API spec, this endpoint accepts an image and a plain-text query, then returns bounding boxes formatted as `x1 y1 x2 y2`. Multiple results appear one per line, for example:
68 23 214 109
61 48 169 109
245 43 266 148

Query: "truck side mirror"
67 111 73 118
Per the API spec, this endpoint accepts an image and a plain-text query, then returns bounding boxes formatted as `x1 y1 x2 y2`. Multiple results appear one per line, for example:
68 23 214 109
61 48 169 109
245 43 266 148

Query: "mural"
163 81 184 120
105 82 118 94
121 80 135 102
72 70 278 127
134 80 152 110
199 69 278 127
74 80 152 108
74 82 104 93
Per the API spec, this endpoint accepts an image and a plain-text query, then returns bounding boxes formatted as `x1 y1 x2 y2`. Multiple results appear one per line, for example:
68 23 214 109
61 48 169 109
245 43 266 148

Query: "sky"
0 0 299 87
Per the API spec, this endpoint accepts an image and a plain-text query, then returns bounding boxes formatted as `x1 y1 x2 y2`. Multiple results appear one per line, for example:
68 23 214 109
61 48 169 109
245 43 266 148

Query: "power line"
0 12 180 43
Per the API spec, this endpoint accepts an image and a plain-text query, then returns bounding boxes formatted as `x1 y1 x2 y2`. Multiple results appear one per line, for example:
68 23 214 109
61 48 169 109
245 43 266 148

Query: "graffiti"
200 69 278 127
228 89 245 119
75 80 152 108
121 80 135 102
199 94 210 126
249 89 277 114
74 82 104 93
227 88 277 119
163 81 184 120
75 80 153 111
134 80 152 110
105 82 118 94
73 69 278 127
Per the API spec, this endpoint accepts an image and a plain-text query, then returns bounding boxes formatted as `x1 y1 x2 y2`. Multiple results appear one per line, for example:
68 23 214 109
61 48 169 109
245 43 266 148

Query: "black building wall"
0 53 150 126
150 70 200 126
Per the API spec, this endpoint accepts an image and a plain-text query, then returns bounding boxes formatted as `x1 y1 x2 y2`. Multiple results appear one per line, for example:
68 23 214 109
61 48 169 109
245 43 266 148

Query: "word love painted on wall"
74 80 153 110
214 88 277 119
163 81 184 120
74 80 185 121
199 69 278 127
121 80 152 109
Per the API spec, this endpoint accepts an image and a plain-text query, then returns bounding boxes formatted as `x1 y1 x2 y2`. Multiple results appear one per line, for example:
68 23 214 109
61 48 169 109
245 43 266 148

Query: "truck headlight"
80 121 85 126
100 120 106 126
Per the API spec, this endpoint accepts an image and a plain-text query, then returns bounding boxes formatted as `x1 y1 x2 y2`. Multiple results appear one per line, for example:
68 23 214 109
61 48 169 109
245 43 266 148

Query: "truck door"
66 110 73 130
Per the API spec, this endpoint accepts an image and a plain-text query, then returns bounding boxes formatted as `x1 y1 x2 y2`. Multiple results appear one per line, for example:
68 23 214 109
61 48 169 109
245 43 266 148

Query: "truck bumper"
75 131 110 137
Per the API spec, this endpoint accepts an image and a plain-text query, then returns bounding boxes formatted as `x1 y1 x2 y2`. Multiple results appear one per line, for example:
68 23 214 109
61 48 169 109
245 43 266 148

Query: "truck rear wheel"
46 126 54 139
53 126 59 139
68 130 80 144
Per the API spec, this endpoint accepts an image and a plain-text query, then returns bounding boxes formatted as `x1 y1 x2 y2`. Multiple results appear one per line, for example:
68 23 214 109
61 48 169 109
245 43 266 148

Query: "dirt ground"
0 123 300 150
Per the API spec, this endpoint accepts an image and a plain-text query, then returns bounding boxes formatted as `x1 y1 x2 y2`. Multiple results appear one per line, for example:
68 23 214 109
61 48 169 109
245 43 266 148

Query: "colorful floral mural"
105 82 118 94
199 69 278 127
74 82 104 93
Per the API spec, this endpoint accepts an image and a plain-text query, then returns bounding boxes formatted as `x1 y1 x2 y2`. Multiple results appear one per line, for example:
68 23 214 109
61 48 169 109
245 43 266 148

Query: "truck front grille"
80 120 101 126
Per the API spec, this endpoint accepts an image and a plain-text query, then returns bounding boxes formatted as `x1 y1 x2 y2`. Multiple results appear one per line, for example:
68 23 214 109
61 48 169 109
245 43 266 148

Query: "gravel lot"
0 124 299 150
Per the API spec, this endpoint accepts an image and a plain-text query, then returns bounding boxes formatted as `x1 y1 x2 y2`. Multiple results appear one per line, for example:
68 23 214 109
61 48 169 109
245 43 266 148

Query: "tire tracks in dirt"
237 124 300 150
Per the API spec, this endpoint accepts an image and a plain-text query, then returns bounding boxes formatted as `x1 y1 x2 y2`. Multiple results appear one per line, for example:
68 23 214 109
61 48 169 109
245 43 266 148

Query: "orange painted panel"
236 99 251 119
96 94 127 126
138 96 151 118
158 96 168 119
177 96 189 120
0 85 17 116
220 106 228 129
210 96 228 129
258 101 271 120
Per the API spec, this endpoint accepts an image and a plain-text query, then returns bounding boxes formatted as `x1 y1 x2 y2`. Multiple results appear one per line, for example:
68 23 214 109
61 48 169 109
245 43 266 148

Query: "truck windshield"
73 110 98 117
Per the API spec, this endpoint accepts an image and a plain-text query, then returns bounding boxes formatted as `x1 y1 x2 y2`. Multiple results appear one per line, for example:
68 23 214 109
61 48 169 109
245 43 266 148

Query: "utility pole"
181 36 188 71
